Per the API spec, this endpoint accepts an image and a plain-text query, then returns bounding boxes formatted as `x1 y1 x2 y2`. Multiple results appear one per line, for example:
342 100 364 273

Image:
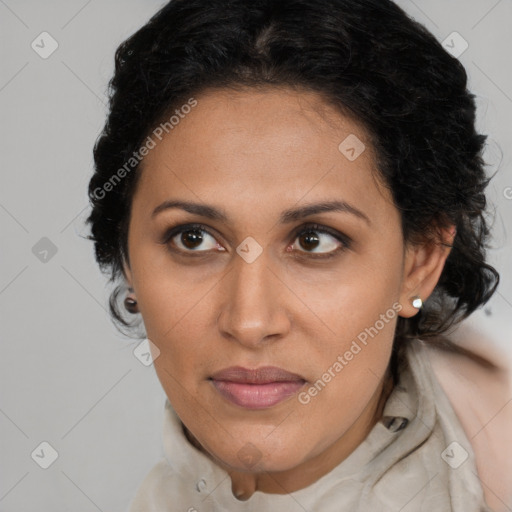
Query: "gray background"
1 1 511 511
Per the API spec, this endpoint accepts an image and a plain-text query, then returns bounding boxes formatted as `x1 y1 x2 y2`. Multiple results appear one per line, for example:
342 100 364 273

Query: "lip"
209 366 307 410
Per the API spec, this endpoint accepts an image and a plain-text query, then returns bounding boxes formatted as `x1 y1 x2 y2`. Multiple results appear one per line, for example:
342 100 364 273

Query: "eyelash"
160 222 351 259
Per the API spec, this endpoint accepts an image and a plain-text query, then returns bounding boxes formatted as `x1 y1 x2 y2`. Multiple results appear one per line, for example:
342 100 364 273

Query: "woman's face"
125 87 414 474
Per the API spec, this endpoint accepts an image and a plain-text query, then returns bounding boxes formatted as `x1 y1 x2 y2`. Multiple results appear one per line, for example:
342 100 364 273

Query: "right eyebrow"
152 200 228 221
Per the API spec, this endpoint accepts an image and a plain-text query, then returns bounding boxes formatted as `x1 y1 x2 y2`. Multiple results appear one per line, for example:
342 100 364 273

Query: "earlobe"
398 225 455 318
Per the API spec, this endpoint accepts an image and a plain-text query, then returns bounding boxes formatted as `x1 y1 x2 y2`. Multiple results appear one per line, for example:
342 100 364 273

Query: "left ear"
398 225 456 318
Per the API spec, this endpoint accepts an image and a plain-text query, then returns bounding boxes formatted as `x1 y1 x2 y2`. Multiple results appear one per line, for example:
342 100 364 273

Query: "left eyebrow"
280 200 371 226
151 199 371 226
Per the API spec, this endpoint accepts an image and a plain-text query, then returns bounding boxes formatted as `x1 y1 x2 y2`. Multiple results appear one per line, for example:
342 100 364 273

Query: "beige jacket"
128 339 492 511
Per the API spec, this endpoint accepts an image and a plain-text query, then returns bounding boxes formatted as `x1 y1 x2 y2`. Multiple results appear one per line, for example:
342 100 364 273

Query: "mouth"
209 366 307 410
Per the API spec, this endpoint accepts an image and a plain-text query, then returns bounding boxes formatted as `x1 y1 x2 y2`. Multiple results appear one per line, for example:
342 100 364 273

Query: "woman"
86 0 511 510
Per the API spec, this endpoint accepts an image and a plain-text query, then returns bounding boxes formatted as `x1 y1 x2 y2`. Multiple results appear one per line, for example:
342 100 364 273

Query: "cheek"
136 270 224 397
131 249 208 336
294 340 392 459
294 253 403 353
140 290 214 378
292 302 397 458
290 256 401 423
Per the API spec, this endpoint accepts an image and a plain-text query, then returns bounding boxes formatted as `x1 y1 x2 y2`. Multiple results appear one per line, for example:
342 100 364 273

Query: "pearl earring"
124 297 139 315
124 292 139 314
411 296 423 309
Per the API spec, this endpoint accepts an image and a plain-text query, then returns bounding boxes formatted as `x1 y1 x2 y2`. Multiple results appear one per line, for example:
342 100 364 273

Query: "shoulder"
423 331 512 512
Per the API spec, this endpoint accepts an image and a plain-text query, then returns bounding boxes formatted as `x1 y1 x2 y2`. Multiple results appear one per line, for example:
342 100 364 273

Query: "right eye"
163 223 226 254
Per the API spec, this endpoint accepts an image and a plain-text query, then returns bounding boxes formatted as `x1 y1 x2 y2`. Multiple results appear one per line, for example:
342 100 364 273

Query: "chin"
205 432 310 474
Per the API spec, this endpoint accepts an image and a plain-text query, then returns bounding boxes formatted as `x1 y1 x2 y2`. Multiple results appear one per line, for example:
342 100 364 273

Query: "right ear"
122 260 134 289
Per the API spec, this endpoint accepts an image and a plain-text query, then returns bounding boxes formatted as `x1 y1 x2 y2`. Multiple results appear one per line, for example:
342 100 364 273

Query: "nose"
217 251 291 349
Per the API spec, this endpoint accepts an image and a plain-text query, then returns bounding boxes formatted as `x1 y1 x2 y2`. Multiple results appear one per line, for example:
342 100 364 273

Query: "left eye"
291 226 345 255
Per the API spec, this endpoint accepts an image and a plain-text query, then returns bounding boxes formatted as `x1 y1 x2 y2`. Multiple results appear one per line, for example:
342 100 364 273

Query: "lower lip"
211 380 306 409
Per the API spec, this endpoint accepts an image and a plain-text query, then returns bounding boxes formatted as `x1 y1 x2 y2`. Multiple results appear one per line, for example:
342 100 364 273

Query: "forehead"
134 87 394 224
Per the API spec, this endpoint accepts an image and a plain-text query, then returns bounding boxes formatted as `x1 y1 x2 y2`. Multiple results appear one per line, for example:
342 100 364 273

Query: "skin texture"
123 87 453 499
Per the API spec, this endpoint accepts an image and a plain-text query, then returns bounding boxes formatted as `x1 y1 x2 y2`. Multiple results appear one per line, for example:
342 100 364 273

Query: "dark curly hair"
86 0 499 374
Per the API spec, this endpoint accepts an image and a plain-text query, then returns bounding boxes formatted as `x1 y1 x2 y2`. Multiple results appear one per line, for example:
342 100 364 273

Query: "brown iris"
181 229 204 249
299 231 320 251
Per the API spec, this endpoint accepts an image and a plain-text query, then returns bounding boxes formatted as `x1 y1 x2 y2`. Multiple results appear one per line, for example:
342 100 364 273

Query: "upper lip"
210 366 306 384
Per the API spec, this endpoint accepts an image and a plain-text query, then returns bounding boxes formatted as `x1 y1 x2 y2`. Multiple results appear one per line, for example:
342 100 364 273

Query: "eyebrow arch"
151 199 371 226
280 200 371 225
